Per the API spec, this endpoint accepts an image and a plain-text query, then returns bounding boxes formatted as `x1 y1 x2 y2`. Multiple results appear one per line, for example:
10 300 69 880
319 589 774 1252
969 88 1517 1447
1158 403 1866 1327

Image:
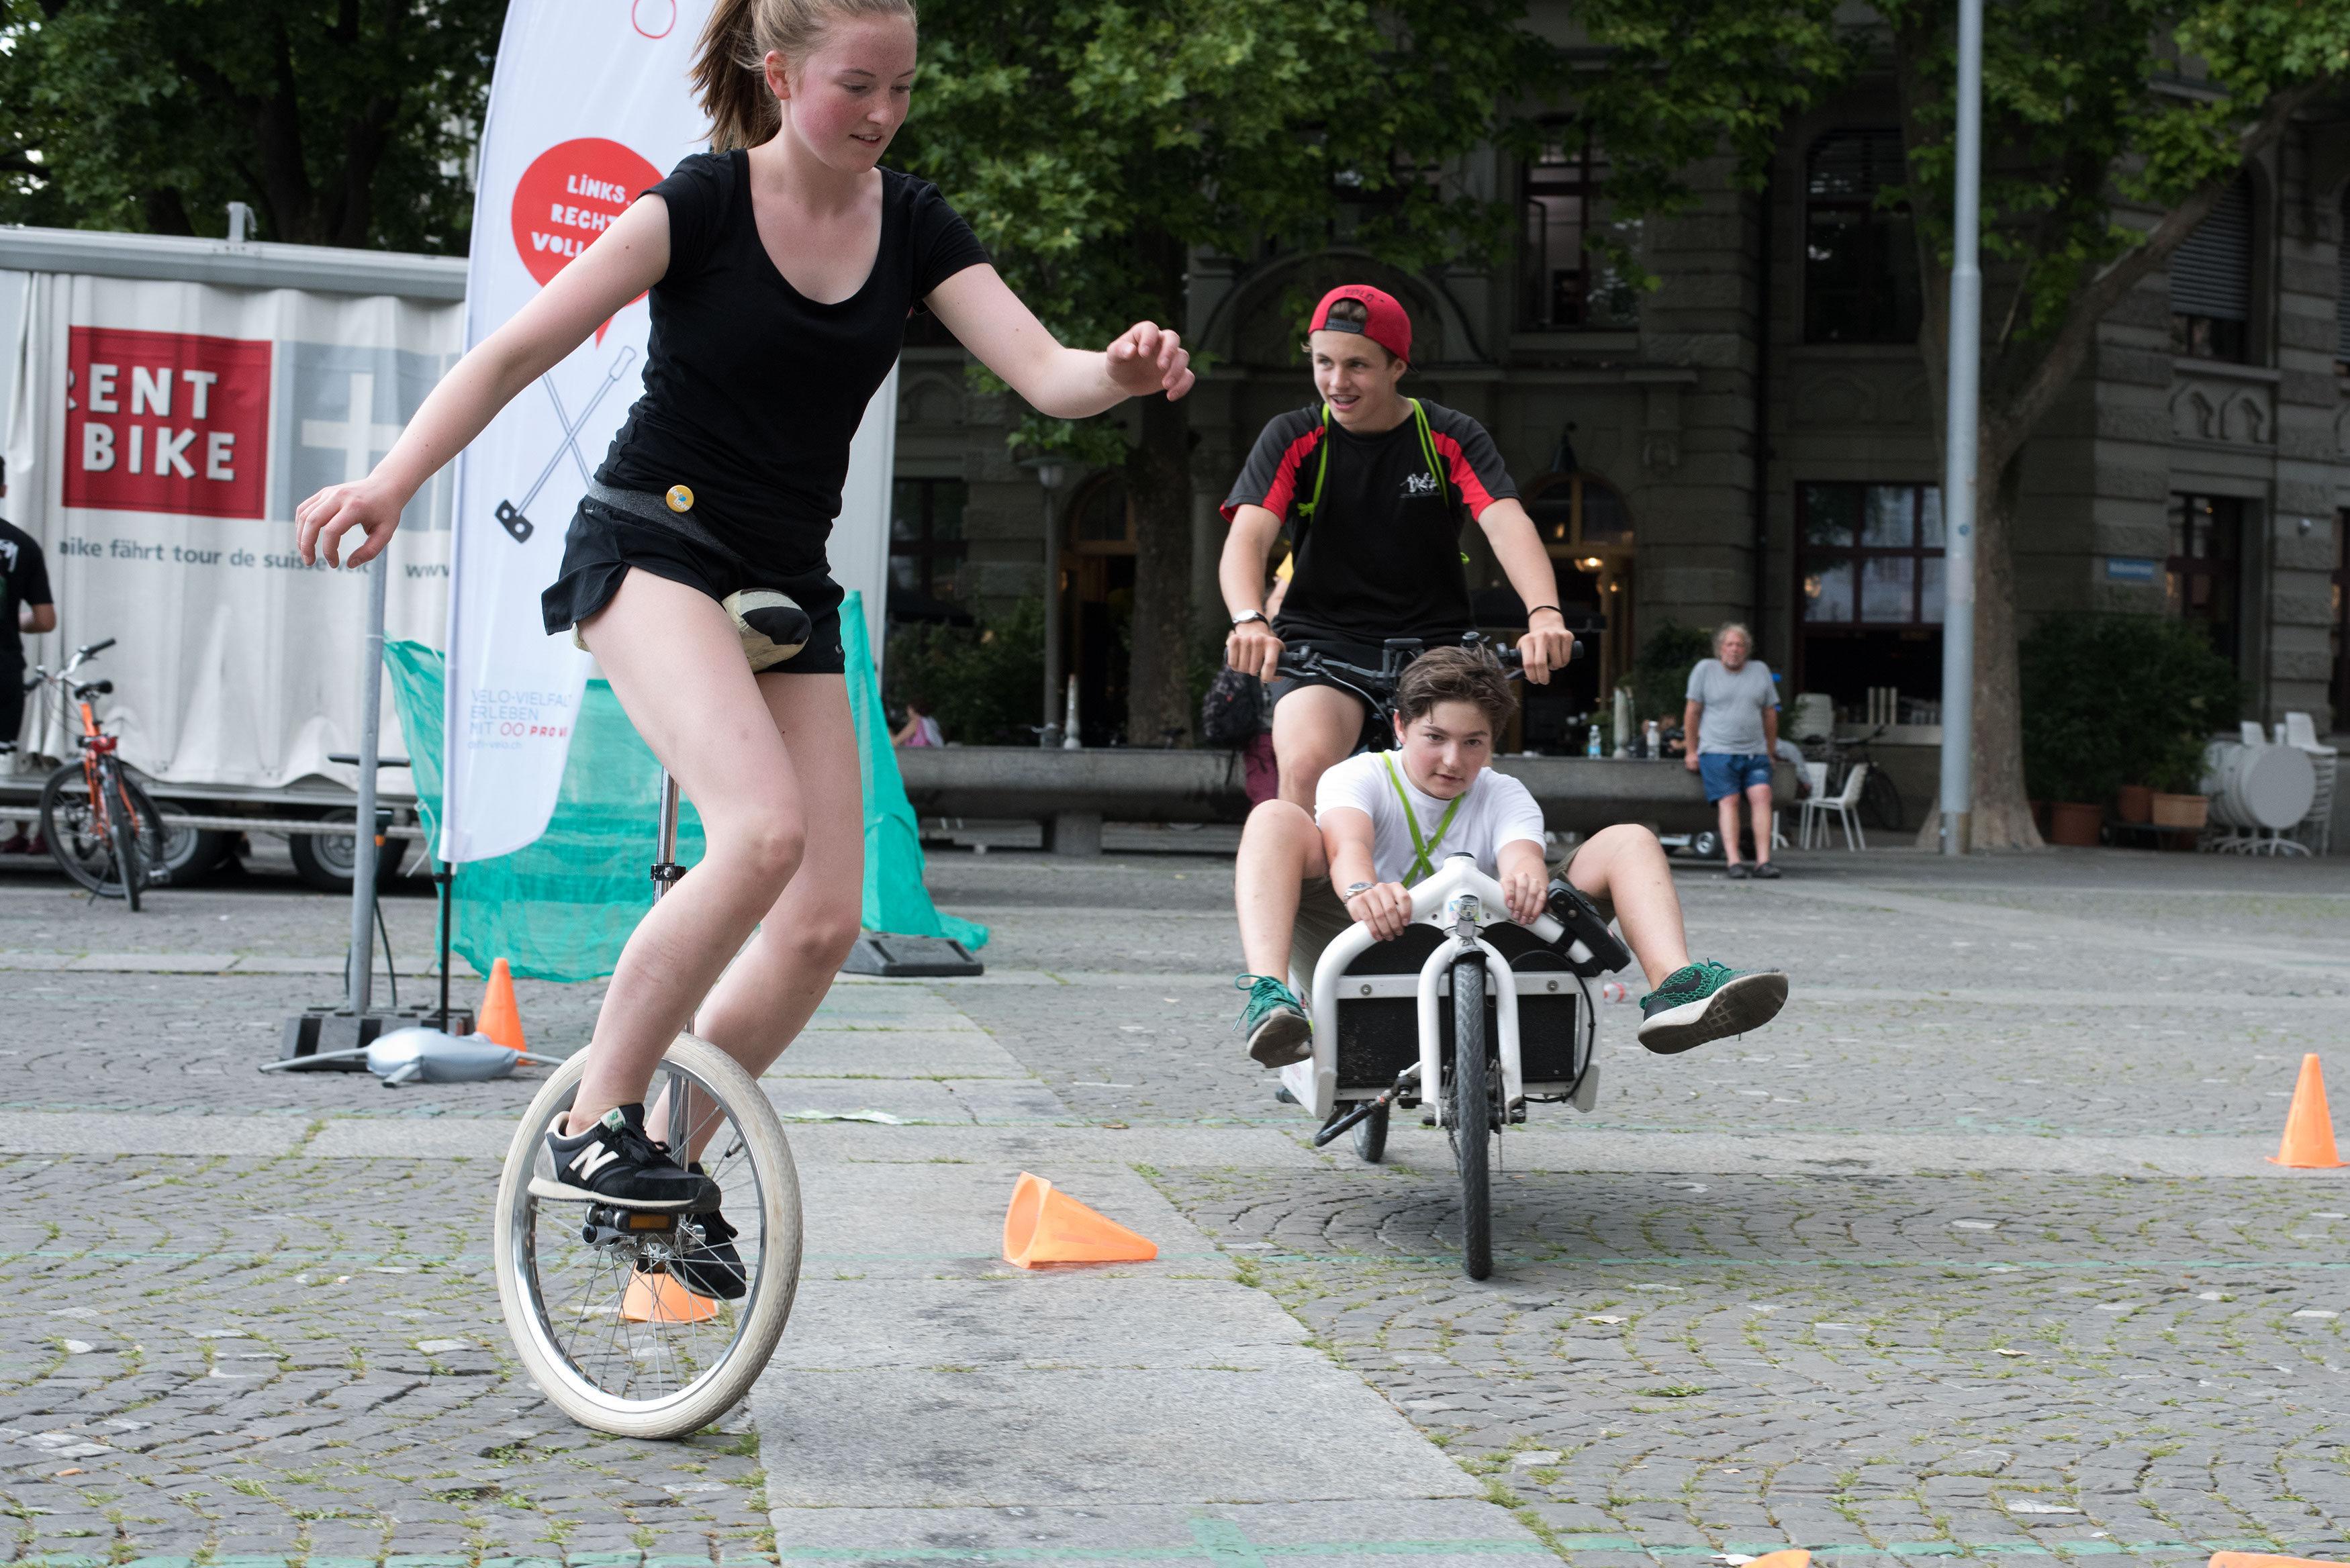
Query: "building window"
889 478 967 605
1799 483 1946 624
1803 130 1922 345
2171 177 2252 363
2331 512 2348 726
1521 123 1635 330
2167 493 2243 670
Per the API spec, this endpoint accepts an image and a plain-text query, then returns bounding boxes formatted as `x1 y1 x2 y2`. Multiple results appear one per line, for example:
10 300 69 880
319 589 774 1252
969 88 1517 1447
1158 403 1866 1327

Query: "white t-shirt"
1315 751 1546 886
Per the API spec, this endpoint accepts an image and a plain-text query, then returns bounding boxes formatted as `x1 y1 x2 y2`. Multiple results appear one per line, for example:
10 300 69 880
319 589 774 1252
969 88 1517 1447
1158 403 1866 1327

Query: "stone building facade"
884 42 2350 758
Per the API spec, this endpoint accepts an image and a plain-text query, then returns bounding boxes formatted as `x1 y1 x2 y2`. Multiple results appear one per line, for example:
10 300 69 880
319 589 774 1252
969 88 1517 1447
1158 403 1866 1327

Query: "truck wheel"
290 826 406 892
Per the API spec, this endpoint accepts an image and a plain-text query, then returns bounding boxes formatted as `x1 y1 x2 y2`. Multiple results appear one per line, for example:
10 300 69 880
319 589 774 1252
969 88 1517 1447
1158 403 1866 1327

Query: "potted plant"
2022 614 2242 848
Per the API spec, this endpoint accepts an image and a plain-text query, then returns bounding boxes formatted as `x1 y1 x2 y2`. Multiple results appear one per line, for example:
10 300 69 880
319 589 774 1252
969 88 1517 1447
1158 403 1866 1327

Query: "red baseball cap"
1309 284 1412 364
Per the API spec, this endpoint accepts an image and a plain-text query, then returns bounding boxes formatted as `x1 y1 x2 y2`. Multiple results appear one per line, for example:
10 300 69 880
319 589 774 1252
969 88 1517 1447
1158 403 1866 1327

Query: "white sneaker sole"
1637 971 1789 1055
524 1174 717 1212
1248 1009 1313 1068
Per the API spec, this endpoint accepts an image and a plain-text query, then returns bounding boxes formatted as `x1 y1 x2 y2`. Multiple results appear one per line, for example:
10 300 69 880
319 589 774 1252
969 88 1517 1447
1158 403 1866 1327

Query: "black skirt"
538 498 847 675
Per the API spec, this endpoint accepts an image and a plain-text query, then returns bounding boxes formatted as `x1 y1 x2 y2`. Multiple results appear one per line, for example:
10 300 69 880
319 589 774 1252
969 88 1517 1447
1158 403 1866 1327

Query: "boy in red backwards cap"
1217 285 1574 807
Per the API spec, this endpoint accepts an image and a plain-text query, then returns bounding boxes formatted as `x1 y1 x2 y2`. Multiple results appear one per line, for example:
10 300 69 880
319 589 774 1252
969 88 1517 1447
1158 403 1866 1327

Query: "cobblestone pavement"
1 842 2348 1564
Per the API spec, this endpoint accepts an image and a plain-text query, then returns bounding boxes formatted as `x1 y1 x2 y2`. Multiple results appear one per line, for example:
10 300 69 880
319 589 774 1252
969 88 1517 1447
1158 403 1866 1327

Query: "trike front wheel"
1450 954 1493 1281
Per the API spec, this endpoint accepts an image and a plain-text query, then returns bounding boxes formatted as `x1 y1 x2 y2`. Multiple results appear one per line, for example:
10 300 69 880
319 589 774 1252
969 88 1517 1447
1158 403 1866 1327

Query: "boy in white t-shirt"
1232 646 1788 1066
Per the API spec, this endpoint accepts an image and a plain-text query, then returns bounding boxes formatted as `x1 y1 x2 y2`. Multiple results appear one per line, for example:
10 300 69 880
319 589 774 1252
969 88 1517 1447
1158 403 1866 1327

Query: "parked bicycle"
28 638 165 909
1805 722 1904 832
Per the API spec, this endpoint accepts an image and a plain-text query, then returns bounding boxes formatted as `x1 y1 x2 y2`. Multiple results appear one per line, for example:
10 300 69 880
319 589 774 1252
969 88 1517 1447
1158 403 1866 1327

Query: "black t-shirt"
0 518 52 675
1221 401 1516 642
596 151 990 572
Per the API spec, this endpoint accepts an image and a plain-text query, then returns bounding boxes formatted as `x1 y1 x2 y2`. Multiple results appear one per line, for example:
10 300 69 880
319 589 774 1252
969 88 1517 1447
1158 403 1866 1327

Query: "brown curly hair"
1395 646 1515 734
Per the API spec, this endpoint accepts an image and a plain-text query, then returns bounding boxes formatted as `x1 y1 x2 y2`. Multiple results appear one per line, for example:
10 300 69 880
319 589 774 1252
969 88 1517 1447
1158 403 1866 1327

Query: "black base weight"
279 1006 479 1070
840 933 983 979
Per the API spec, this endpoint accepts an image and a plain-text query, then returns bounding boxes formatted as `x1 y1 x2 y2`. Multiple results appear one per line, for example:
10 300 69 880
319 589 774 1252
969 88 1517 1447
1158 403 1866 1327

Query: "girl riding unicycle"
293 0 1193 1436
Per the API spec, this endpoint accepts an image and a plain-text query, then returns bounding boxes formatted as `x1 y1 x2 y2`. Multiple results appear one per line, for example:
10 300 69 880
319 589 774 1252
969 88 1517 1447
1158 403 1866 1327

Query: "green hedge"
2019 614 2242 801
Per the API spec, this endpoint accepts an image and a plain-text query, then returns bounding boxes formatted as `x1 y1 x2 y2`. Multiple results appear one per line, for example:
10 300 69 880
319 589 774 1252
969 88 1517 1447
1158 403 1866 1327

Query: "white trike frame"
1279 854 1605 1127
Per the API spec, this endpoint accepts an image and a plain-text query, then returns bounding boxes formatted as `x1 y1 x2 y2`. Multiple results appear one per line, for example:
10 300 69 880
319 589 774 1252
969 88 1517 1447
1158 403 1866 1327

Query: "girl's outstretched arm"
925 264 1193 419
294 196 675 568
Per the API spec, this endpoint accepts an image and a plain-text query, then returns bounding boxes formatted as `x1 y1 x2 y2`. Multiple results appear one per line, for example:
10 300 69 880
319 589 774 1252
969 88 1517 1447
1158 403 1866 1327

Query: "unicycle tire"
1450 954 1493 1281
495 1032 802 1438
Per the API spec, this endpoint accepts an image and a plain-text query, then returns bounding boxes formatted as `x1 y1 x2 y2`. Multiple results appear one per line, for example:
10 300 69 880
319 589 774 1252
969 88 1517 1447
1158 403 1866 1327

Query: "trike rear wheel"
1352 1101 1389 1164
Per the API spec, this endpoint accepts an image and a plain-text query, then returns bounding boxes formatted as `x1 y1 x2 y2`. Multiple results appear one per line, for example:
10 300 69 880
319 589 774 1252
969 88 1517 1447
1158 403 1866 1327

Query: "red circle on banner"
510 138 665 289
633 0 677 38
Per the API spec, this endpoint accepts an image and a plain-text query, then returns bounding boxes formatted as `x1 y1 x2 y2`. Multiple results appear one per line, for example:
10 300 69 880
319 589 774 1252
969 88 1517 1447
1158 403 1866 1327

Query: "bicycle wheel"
1861 766 1904 832
495 1032 802 1438
1449 954 1493 1281
1352 1100 1389 1165
38 763 109 893
103 766 152 910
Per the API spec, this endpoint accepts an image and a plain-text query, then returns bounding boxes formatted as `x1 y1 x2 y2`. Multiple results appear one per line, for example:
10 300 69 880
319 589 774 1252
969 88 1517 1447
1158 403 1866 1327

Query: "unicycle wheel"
494 1032 802 1438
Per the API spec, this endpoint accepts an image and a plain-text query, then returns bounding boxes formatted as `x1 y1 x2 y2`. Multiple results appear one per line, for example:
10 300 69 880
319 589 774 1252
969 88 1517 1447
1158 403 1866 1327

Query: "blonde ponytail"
691 0 920 152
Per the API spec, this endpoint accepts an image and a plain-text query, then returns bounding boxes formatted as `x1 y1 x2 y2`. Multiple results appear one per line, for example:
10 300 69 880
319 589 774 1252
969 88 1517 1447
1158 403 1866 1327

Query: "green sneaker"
1637 961 1788 1055
1233 974 1312 1067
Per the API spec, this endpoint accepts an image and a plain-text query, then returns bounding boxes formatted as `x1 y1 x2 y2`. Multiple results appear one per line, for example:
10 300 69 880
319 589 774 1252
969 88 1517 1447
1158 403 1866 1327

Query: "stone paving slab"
766 1033 1027 1075
0 1113 308 1157
771 1278 1317 1369
795 1161 1220 1270
753 1365 1479 1507
760 1079 1072 1125
782 1126 1321 1169
769 1499 1546 1567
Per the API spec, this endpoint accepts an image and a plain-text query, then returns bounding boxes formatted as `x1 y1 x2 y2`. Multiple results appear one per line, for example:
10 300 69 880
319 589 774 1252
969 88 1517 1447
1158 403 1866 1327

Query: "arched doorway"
1060 473 1136 746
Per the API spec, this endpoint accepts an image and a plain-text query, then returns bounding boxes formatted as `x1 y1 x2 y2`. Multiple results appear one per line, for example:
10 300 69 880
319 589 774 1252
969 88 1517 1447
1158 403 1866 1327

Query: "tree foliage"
894 0 1565 740
1570 0 2350 847
0 0 500 250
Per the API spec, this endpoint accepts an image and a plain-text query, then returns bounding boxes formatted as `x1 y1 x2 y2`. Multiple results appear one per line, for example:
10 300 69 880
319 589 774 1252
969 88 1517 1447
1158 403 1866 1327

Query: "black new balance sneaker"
1636 961 1789 1055
668 1162 747 1300
529 1104 716 1212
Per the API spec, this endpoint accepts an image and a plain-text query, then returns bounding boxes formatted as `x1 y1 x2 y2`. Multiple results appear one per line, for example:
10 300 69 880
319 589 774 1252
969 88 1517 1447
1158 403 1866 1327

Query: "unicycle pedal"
581 1205 679 1248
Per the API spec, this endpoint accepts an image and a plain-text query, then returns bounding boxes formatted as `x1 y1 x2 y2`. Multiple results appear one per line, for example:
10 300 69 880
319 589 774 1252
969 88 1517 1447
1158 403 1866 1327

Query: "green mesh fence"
383 591 982 985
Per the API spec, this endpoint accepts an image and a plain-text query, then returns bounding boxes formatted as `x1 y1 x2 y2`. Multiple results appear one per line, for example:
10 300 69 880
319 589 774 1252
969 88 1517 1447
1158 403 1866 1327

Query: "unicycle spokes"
496 1036 801 1437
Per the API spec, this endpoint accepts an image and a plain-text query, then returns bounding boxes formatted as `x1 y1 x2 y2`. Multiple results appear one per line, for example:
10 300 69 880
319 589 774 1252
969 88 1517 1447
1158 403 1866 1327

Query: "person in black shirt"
295 0 1192 1225
1219 285 1572 805
1 460 58 758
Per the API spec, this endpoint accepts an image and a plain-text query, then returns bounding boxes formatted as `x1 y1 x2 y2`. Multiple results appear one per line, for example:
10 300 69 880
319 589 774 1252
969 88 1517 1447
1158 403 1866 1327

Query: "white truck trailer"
1 224 466 888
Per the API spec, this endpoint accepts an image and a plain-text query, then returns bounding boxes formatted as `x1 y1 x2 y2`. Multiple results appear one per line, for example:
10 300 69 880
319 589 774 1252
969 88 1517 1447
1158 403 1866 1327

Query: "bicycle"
1274 631 1585 754
29 638 165 910
1805 723 1904 833
493 770 804 1438
1286 855 1631 1280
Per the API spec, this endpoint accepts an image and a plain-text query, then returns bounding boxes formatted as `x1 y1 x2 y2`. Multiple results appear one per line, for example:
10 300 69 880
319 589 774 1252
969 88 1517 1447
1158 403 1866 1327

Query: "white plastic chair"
1800 763 1870 850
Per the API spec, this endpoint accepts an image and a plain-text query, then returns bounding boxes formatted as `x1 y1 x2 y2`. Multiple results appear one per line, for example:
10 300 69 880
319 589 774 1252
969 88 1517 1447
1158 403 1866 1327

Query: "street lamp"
1019 456 1067 747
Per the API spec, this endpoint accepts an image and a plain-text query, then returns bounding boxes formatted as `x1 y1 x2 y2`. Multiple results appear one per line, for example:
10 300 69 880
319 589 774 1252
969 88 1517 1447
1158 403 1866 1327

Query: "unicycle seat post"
651 769 684 900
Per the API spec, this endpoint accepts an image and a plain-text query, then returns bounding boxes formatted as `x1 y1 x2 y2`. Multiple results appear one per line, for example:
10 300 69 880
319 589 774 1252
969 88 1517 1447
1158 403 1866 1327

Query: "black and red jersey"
1220 400 1516 642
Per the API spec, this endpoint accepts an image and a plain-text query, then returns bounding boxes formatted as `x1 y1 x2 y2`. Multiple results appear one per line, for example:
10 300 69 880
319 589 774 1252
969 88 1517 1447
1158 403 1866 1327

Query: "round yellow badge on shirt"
665 485 694 513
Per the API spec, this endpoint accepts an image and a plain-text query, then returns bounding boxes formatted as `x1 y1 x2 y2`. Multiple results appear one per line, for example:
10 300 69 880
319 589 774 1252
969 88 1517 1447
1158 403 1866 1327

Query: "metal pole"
651 769 682 902
347 556 387 1009
1938 0 1983 856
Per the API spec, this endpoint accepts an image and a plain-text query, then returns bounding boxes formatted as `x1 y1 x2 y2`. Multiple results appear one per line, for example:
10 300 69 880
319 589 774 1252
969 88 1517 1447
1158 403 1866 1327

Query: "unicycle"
493 770 804 1438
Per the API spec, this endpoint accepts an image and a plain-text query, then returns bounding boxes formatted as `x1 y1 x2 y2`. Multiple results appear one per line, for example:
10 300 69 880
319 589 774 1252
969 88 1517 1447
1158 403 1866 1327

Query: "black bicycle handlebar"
77 638 115 658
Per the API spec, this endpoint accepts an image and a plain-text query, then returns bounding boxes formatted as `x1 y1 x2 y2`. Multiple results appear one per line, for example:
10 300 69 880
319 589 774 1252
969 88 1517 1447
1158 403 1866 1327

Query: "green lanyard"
1382 752 1464 884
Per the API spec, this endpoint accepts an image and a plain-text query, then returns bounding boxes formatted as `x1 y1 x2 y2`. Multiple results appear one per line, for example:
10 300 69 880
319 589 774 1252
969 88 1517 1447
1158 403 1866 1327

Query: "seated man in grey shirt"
1683 622 1781 879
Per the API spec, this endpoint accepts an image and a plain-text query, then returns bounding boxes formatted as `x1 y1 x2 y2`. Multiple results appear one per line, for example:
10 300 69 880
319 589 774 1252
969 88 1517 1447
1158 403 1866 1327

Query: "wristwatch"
1230 611 1268 628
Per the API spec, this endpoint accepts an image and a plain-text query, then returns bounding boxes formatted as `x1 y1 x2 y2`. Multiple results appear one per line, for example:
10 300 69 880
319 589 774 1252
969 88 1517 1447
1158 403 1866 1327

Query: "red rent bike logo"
63 328 271 519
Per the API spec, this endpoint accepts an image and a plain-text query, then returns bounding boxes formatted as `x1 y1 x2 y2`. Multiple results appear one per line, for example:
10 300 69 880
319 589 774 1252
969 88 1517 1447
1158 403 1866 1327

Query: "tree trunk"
1122 223 1194 747
1965 443 2042 849
1125 385 1193 746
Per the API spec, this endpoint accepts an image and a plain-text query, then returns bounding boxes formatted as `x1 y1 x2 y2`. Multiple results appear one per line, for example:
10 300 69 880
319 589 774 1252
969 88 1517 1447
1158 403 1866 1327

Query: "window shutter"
2337 189 2350 360
2170 179 2252 321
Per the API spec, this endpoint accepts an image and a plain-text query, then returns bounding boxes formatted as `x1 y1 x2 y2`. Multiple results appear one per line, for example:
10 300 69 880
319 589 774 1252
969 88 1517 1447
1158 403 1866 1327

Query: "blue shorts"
1699 752 1774 802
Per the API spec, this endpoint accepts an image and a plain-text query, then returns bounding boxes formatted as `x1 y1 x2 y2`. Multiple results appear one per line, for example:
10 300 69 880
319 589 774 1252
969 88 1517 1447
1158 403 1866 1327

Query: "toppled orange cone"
2268 1053 2347 1169
620 1271 719 1324
478 957 526 1052
2212 1555 2340 1568
1003 1171 1158 1267
1739 1553 1811 1568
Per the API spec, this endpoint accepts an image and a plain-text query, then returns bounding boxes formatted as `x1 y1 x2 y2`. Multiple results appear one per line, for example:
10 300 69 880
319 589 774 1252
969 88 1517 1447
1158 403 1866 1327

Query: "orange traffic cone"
620 1271 719 1324
2211 1555 2339 1568
477 957 525 1052
1002 1172 1158 1268
1742 1553 1811 1568
2268 1054 2347 1169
